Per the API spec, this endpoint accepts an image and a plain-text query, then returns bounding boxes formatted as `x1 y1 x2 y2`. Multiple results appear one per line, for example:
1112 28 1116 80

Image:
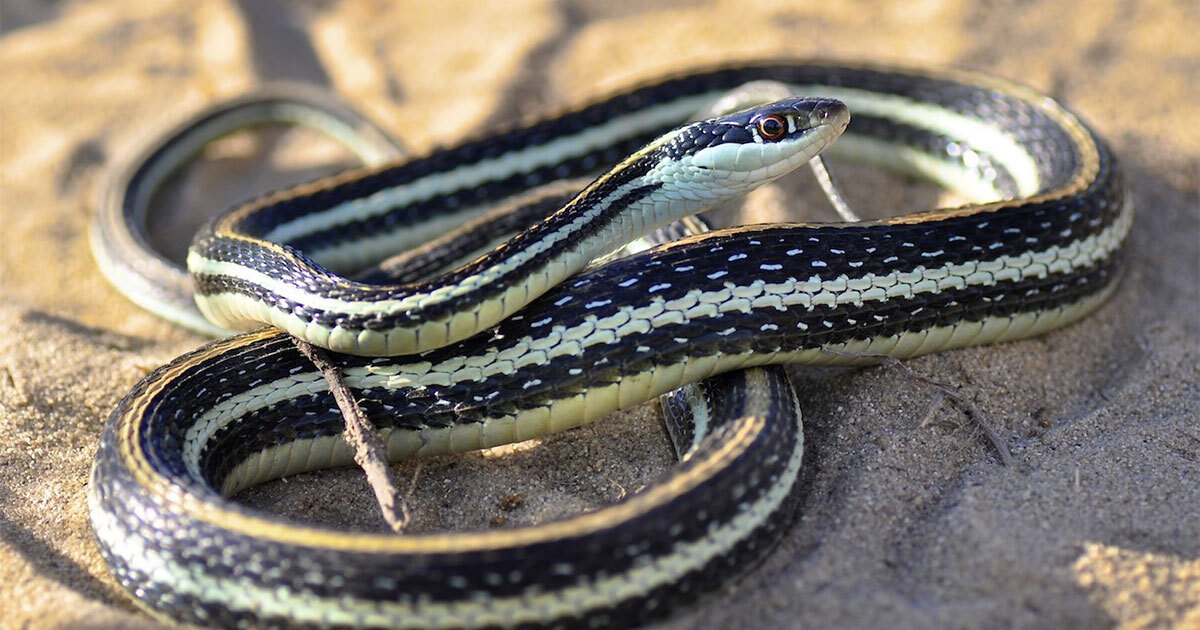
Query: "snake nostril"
812 100 849 127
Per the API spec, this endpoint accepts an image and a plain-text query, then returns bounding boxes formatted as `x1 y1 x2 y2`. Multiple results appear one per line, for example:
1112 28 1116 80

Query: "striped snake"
87 61 1128 628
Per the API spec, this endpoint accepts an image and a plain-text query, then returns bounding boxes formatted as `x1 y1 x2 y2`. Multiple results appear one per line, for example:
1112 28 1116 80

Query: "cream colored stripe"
99 409 802 628
256 84 1040 247
258 95 716 246
181 193 1130 476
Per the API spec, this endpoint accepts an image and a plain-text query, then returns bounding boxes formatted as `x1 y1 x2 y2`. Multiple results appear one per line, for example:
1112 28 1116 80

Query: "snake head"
667 97 849 180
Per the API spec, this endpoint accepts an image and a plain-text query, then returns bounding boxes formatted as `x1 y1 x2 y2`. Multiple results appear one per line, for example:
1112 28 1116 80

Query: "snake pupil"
757 115 786 141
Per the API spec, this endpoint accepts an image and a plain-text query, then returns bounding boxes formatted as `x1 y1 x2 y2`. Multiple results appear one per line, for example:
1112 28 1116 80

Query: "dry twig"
822 348 1014 466
291 338 411 532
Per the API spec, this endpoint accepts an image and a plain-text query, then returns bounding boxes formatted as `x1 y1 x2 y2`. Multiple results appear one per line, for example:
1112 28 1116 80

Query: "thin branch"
822 348 1014 466
291 338 411 532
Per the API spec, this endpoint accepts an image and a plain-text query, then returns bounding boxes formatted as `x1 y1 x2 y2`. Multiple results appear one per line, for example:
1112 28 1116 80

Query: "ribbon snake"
86 61 1129 628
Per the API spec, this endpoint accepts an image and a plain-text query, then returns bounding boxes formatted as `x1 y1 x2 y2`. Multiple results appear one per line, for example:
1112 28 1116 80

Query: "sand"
0 1 1197 628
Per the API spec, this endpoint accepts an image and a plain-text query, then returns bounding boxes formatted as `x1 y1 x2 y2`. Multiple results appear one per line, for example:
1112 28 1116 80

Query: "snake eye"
756 115 787 141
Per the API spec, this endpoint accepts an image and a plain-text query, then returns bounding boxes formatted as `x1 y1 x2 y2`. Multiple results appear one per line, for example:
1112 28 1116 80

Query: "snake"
90 83 409 336
87 60 1129 629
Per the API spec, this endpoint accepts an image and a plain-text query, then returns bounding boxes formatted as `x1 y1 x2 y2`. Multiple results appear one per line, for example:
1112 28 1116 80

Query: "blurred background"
1 2 1196 629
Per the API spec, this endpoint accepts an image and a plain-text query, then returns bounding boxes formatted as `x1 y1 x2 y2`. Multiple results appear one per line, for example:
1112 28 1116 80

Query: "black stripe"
94 366 799 614
354 186 581 284
192 160 1124 335
192 249 1120 495
210 62 1091 264
136 220 1124 497
95 230 1122 625
192 169 665 327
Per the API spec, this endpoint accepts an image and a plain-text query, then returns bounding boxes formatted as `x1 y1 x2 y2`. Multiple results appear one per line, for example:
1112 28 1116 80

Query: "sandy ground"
1 1 1198 628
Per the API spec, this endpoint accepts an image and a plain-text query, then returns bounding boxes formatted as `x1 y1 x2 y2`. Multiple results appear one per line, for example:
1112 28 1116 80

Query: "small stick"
291 338 411 532
822 348 1014 467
